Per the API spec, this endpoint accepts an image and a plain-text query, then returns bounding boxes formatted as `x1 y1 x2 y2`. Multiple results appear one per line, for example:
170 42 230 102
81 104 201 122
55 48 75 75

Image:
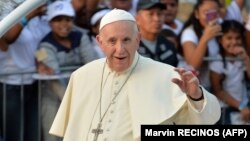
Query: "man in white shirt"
49 8 221 141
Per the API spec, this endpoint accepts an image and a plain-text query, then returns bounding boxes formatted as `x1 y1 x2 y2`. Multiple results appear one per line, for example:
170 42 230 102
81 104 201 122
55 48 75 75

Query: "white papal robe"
49 52 221 141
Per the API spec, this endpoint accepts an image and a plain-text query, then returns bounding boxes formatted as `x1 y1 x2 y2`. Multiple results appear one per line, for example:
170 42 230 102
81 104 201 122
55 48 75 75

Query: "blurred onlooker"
49 0 100 29
70 0 101 29
36 0 99 74
102 0 136 15
110 0 132 11
35 1 100 141
0 4 50 141
160 28 198 75
210 20 250 124
136 0 178 67
160 28 177 48
161 0 184 35
219 0 245 23
179 0 222 90
244 13 250 56
89 7 111 58
109 0 136 15
160 29 186 67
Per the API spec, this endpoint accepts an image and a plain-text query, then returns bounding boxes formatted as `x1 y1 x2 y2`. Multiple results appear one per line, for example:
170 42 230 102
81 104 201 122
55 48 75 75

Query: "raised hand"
172 68 202 100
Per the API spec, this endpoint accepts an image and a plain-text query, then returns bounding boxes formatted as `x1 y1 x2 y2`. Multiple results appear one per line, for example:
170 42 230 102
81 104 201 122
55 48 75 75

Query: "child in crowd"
209 20 250 124
179 0 222 90
36 1 99 75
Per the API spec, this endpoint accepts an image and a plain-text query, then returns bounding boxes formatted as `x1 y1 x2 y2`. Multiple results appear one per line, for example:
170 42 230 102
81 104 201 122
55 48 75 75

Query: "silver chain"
99 55 140 123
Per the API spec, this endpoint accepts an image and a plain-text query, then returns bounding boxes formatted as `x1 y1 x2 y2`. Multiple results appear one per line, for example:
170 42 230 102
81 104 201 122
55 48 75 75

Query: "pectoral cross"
92 123 103 141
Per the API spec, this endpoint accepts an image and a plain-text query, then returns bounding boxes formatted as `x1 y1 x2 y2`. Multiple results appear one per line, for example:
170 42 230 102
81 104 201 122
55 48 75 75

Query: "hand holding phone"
206 10 219 23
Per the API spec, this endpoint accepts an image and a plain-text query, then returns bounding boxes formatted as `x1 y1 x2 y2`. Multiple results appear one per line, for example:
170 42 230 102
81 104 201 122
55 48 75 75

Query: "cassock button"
110 110 114 114
108 119 112 123
106 128 110 132
104 138 107 141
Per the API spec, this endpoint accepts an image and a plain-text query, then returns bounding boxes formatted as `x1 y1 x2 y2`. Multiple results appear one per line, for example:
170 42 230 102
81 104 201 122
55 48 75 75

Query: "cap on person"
99 8 136 31
47 0 75 21
136 0 165 11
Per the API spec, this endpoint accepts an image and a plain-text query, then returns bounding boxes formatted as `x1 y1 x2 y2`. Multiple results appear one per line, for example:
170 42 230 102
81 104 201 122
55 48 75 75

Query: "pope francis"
49 8 221 141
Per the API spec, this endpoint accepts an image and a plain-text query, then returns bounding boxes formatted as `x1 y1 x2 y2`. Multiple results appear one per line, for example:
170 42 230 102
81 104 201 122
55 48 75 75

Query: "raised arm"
172 68 203 101
2 5 46 44
181 21 221 69
71 0 100 20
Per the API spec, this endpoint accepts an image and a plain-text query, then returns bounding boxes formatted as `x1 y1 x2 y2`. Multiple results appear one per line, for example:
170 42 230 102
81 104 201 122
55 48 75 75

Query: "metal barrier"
0 66 79 141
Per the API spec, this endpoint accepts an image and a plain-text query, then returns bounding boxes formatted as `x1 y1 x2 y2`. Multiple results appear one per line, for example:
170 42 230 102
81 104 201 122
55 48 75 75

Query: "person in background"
136 0 178 67
160 0 183 35
219 0 245 23
36 1 99 75
160 28 198 76
89 7 111 58
109 0 134 14
209 20 250 124
160 28 178 48
0 4 50 141
179 0 222 90
244 12 250 56
70 0 101 30
48 8 221 141
35 1 99 141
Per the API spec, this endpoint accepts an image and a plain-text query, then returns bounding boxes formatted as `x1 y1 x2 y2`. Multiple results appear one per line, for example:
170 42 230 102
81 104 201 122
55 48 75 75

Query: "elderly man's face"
97 21 140 73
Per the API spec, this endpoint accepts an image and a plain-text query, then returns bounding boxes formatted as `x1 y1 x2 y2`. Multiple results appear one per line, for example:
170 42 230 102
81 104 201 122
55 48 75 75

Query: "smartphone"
206 10 219 23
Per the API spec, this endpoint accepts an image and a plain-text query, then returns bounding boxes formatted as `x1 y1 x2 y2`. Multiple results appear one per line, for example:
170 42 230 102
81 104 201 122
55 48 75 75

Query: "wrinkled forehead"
98 21 139 43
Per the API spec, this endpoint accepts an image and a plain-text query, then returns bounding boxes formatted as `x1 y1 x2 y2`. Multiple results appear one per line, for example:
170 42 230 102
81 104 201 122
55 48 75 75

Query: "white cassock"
49 52 221 141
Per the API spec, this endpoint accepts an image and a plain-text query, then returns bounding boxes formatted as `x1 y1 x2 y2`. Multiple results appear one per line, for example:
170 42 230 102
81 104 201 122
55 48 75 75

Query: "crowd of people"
0 0 249 141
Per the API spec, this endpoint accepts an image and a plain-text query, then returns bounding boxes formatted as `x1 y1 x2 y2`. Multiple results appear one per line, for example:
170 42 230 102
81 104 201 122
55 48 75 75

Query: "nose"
153 12 165 23
115 42 125 53
154 14 160 21
231 39 237 45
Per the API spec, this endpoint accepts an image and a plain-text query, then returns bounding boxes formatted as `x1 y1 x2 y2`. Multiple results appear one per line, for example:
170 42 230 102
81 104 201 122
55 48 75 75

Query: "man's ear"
96 35 103 50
